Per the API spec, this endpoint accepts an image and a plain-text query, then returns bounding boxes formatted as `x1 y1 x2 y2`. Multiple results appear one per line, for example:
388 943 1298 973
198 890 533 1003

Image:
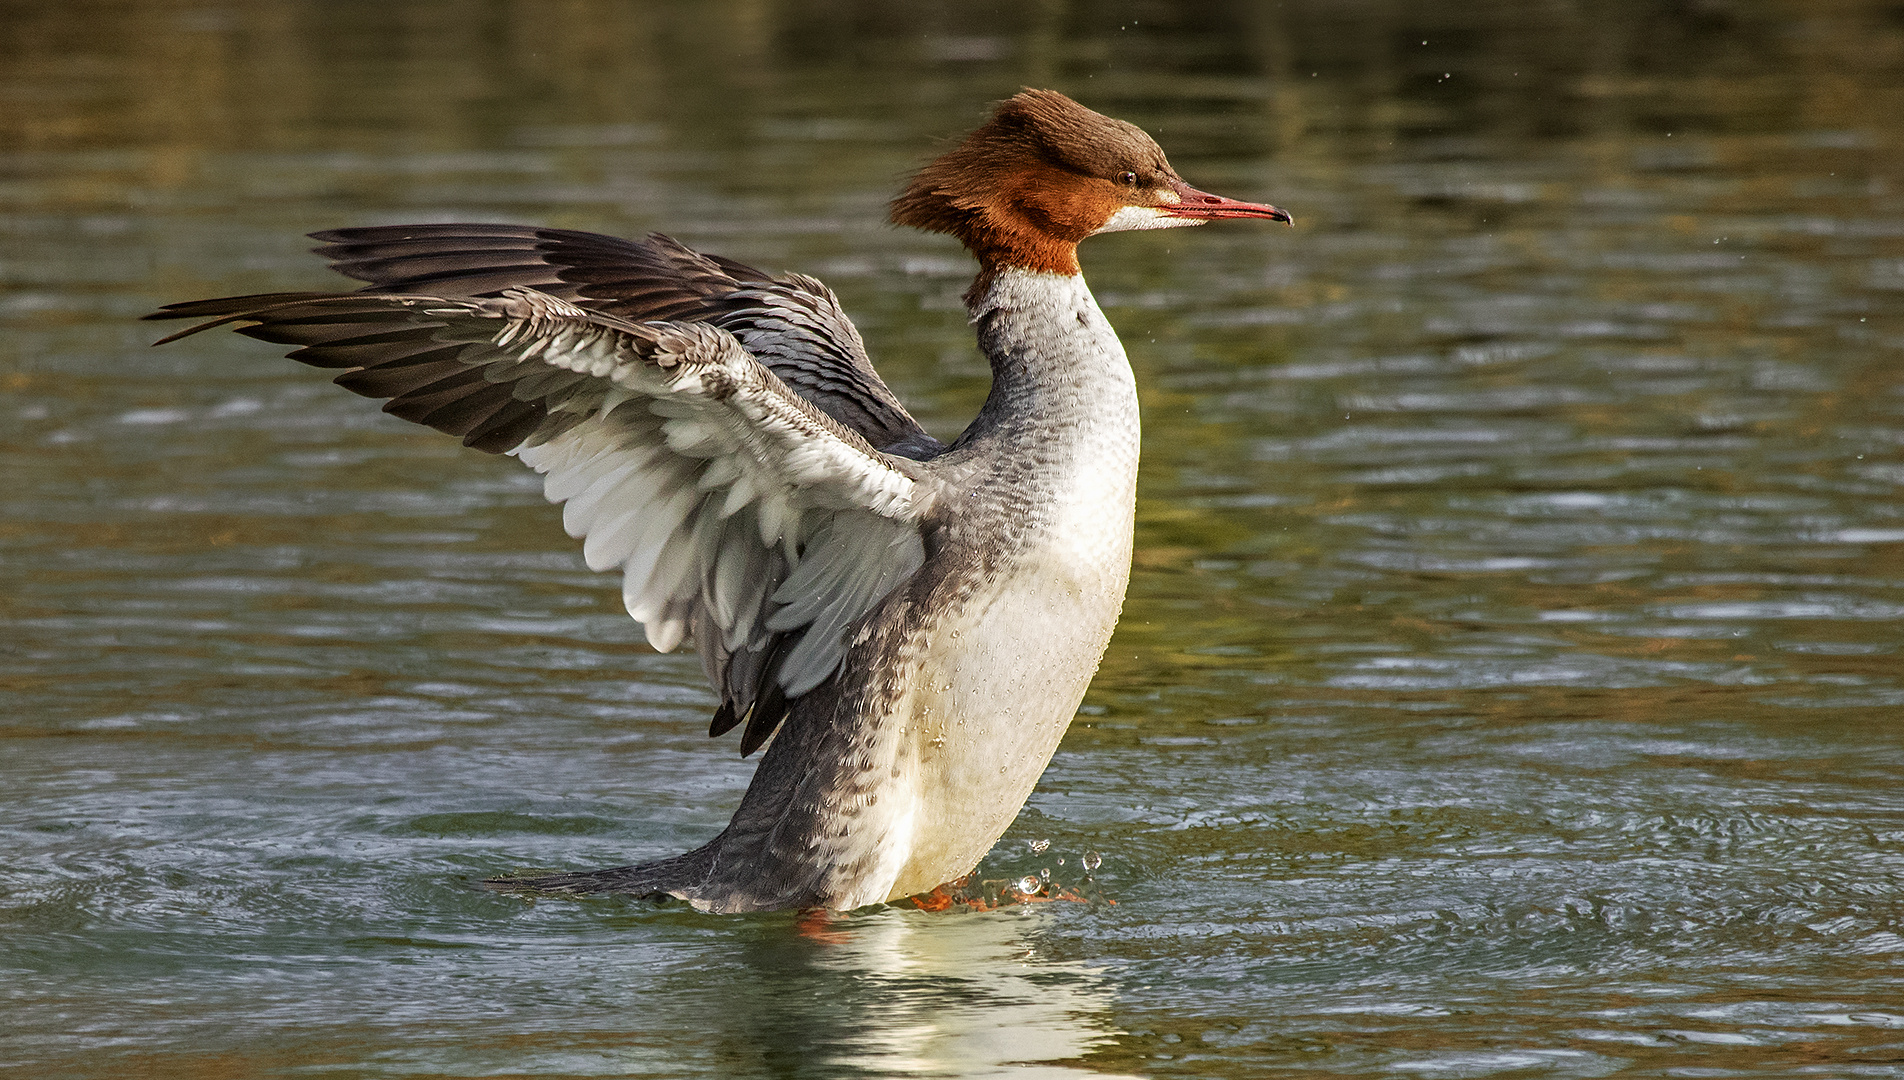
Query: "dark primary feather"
309 225 943 458
145 292 575 452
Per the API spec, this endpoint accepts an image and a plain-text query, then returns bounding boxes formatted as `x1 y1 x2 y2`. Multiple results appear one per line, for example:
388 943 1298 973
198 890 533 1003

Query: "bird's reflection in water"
717 905 1142 1079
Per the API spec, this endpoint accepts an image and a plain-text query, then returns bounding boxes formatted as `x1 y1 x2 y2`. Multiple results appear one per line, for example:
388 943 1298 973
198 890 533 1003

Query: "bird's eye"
1118 171 1139 186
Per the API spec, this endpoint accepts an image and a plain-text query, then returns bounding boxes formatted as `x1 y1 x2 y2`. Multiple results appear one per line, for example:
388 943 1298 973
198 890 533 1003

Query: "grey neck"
954 268 1140 459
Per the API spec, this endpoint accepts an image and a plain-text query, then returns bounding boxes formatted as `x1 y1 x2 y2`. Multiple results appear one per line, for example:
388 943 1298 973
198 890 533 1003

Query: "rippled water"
6 1 1904 1076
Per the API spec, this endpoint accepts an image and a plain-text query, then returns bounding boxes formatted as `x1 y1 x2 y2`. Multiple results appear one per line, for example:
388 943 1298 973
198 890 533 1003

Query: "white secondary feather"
422 290 936 707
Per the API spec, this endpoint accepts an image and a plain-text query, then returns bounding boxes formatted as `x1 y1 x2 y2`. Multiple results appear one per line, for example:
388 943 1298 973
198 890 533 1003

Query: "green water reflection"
4 1 1904 1076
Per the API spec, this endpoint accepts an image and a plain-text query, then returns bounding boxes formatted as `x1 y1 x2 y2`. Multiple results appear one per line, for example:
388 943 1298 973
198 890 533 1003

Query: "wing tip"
738 679 789 758
708 700 741 739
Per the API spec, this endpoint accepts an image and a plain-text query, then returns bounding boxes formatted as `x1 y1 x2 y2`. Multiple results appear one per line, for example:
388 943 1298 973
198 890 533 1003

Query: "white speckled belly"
880 536 1132 901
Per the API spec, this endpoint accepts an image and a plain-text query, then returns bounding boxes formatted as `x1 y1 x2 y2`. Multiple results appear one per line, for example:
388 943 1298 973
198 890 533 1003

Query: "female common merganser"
148 89 1290 913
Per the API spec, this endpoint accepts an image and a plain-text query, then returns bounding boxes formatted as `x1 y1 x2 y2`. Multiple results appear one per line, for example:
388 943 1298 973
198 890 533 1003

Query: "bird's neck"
959 267 1139 453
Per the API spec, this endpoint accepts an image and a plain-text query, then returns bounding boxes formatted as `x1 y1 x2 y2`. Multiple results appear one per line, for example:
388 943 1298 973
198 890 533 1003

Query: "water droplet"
1016 875 1040 895
1039 867 1051 882
1081 851 1102 872
1027 838 1050 854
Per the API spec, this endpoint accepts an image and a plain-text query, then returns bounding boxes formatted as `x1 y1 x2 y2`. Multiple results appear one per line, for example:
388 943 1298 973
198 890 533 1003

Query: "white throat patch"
1091 204 1207 235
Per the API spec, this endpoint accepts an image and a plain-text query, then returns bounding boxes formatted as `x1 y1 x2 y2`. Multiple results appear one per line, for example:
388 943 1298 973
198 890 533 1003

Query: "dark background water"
5 1 1904 1076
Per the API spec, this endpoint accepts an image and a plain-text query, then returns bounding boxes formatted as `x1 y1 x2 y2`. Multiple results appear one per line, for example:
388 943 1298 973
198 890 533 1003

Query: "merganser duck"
147 89 1290 913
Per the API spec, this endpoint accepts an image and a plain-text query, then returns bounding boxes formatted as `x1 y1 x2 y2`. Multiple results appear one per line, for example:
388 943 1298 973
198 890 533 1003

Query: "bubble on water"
1016 875 1040 895
1081 851 1102 872
1026 838 1049 854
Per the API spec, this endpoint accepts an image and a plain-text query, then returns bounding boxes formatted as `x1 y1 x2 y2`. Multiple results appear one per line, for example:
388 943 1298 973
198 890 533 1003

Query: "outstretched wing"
308 225 943 458
146 288 936 755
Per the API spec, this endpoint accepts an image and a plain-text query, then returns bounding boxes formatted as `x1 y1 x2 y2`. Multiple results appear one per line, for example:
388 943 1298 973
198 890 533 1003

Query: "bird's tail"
482 841 718 900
